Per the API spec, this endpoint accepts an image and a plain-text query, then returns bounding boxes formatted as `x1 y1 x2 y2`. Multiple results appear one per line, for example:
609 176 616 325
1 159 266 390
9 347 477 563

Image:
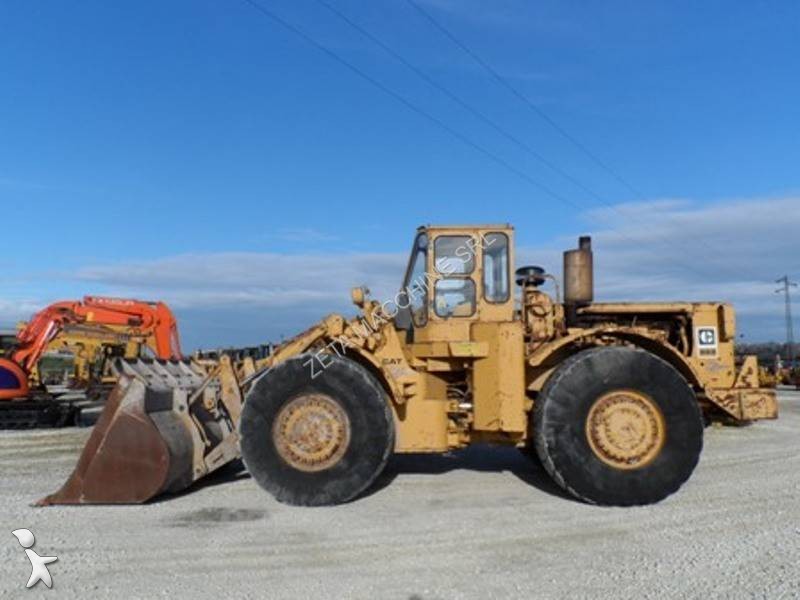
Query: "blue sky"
1 0 798 349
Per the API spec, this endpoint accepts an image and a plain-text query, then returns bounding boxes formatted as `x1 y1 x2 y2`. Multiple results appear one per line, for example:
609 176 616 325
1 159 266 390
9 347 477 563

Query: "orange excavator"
0 296 182 427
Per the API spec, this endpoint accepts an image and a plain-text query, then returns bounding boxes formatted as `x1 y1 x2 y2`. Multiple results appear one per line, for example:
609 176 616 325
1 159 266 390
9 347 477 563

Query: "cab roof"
417 224 514 232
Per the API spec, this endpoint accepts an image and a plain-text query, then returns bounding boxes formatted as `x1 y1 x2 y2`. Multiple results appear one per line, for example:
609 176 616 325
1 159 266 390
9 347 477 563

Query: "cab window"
434 236 475 275
402 233 428 327
483 232 509 303
434 235 476 318
434 279 476 317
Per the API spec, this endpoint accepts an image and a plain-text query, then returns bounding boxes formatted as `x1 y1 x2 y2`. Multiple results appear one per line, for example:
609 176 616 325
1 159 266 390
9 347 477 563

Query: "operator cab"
396 225 516 342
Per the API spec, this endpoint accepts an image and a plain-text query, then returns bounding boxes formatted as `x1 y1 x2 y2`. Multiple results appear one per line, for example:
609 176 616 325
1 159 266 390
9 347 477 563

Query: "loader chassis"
235 226 775 506
257 226 774 455
42 225 777 508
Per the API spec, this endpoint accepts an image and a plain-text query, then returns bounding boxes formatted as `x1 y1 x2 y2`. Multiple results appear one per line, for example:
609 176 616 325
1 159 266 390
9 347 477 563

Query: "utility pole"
775 276 798 370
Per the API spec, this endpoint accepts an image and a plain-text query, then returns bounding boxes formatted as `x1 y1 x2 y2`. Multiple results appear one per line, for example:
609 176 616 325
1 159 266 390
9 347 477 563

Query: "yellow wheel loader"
39 225 777 507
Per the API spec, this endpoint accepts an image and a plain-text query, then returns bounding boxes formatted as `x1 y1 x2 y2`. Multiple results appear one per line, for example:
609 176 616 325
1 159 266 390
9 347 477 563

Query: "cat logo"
696 326 718 358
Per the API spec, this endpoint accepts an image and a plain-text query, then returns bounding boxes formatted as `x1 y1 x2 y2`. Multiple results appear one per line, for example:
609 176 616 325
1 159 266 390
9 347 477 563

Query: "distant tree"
736 341 797 367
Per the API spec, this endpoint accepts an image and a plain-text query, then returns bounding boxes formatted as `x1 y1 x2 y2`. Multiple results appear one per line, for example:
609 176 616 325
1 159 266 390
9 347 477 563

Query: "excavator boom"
0 296 182 402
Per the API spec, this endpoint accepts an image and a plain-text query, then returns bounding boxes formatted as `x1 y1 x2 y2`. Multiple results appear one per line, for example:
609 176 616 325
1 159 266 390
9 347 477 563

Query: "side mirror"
351 286 369 308
394 289 412 332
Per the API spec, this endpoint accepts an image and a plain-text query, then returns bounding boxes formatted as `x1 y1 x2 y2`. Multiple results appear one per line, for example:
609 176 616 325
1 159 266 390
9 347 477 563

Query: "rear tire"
534 346 703 506
240 354 394 506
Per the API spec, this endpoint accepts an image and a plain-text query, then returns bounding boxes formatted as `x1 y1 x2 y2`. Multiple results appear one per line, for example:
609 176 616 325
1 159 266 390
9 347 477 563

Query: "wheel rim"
273 394 351 472
585 390 666 470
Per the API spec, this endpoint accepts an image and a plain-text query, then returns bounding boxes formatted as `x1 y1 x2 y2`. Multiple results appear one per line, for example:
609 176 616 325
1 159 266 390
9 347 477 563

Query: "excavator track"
0 395 77 429
0 385 111 430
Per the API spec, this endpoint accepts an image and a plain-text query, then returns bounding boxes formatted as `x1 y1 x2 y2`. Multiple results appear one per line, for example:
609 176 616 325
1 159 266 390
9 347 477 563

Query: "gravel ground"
1 389 798 599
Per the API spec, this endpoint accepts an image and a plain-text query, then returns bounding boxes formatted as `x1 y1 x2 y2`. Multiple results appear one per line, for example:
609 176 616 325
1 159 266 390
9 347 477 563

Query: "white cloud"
518 196 800 340
72 251 407 311
3 195 798 345
0 299 45 330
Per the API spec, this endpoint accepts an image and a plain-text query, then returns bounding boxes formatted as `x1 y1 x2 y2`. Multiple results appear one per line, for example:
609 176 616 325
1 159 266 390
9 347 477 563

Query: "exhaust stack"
564 236 594 323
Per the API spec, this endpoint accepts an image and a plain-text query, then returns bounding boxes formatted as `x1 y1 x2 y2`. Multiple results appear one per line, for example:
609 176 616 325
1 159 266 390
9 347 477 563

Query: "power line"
238 0 597 214
238 0 731 283
401 0 767 284
312 0 611 207
775 275 798 369
405 0 646 200
307 0 750 282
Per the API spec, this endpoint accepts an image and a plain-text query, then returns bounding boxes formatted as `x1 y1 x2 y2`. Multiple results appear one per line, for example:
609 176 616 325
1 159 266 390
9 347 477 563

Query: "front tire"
240 354 394 506
534 346 703 506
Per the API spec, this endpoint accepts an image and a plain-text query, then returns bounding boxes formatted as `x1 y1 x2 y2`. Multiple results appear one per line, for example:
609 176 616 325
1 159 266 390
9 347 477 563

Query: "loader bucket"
38 358 242 505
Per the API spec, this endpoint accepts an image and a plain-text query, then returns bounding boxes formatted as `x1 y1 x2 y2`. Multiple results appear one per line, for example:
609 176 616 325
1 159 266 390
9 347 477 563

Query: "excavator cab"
0 359 30 400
